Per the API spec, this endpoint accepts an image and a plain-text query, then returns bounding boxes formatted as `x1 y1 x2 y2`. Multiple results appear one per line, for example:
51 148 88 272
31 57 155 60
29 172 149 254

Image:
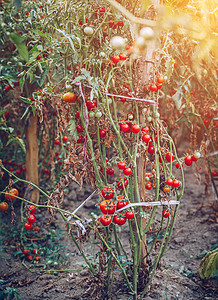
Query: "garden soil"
0 163 217 299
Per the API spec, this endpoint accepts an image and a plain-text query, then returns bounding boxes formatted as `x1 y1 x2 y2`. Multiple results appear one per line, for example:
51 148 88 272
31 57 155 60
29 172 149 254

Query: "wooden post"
25 115 39 204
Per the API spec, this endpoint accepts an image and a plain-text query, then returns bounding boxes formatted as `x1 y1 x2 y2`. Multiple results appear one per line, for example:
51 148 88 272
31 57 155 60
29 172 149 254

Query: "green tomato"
95 111 102 118
147 116 152 122
89 111 95 118
84 26 94 36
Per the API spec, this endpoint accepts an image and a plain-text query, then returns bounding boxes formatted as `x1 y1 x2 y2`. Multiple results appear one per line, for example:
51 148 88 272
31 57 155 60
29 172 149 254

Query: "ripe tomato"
145 182 152 190
141 126 149 133
0 202 9 211
77 136 83 143
116 177 129 189
106 168 115 176
118 162 126 170
5 188 19 201
54 140 60 145
175 162 183 169
150 84 157 92
23 249 30 255
120 123 130 133
142 134 151 144
27 255 33 261
24 222 32 230
166 178 173 186
86 100 97 111
28 205 36 214
117 20 124 27
76 125 83 133
62 92 77 103
100 215 112 226
125 211 134 219
99 129 106 138
112 55 120 64
166 152 174 163
34 226 40 233
75 111 80 119
113 214 126 225
163 186 170 193
116 195 129 210
131 124 140 133
184 155 192 166
127 112 134 120
123 167 132 176
101 187 114 200
35 256 40 261
148 146 155 154
172 180 180 188
191 155 198 162
119 53 127 61
28 214 36 224
203 119 209 128
162 209 170 218
62 136 68 142
157 76 164 83
33 249 38 254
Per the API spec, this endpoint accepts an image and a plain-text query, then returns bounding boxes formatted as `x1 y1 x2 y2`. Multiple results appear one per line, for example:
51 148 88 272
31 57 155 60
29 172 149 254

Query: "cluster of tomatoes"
2 159 26 176
150 75 165 92
23 248 40 262
0 188 19 212
24 205 39 231
100 186 134 226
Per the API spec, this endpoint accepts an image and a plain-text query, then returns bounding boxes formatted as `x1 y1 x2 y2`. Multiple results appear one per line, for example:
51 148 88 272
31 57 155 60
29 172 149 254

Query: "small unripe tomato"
110 36 126 50
139 27 154 40
84 26 94 36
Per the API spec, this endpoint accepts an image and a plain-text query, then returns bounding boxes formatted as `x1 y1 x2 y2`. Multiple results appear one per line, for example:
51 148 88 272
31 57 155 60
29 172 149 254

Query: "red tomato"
203 119 209 128
172 180 180 188
109 21 115 28
106 168 115 176
125 211 134 219
162 209 170 218
24 223 32 230
150 84 157 92
166 178 173 186
175 162 183 169
120 123 130 133
116 195 129 209
118 162 126 170
27 255 33 261
148 146 155 154
157 76 164 83
5 188 19 201
119 53 127 61
145 182 152 190
163 186 170 193
141 126 149 133
99 129 106 138
28 215 35 224
127 112 134 120
131 124 140 134
23 249 30 255
112 55 120 64
86 101 97 111
166 152 174 163
117 21 124 27
184 155 192 166
76 125 83 133
142 134 151 144
28 205 36 214
75 111 80 119
62 136 68 142
157 84 162 90
101 187 114 199
33 249 38 254
123 167 132 176
116 177 129 189
77 136 83 143
113 214 126 225
34 226 40 233
100 215 112 226
54 140 60 145
191 155 198 162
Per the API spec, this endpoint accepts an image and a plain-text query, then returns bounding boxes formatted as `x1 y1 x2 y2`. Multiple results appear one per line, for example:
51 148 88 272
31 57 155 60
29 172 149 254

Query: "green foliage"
198 248 218 280
0 280 21 300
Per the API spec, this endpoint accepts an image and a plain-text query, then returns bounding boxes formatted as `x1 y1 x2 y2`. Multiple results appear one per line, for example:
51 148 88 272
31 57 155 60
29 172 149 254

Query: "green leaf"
198 249 218 279
9 33 29 62
172 91 182 110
